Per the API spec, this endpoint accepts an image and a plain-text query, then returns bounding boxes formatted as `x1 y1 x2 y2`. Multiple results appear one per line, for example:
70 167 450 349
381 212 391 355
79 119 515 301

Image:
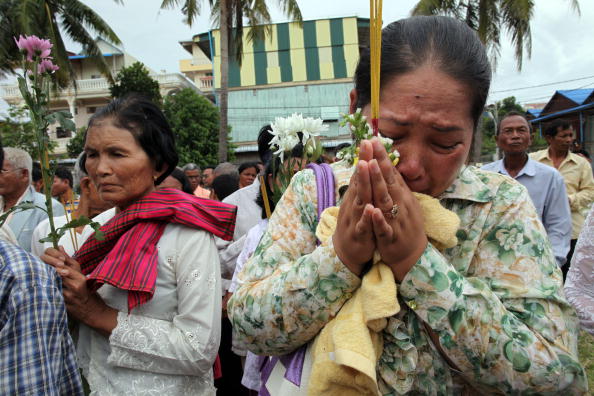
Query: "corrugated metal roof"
557 88 594 105
68 53 116 59
529 102 594 123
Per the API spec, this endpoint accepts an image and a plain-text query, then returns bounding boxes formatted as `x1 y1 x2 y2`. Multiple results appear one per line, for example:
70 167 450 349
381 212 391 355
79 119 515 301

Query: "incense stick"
369 0 382 136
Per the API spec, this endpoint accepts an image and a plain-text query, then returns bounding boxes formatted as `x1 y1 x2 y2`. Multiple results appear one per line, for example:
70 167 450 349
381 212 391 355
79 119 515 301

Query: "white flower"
269 113 327 161
301 116 328 141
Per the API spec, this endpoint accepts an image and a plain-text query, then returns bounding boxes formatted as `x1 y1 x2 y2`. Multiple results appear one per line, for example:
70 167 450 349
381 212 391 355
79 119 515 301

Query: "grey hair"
182 163 201 172
3 147 32 181
72 152 88 191
214 162 238 178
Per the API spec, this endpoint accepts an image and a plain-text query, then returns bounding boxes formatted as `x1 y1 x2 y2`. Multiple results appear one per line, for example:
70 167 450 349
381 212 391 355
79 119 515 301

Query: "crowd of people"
1 14 594 396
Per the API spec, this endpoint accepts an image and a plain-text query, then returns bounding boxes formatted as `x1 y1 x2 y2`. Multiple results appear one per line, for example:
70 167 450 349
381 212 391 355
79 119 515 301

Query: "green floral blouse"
228 162 587 395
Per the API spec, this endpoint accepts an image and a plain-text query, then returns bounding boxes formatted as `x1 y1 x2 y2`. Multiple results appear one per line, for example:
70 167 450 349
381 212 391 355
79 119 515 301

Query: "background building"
1 38 199 156
529 88 594 154
179 16 370 160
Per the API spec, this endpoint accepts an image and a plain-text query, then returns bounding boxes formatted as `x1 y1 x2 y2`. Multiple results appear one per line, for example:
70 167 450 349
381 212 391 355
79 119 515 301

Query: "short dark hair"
203 165 215 171
85 94 178 185
238 161 259 174
32 162 42 182
544 119 572 138
212 173 239 201
170 167 194 194
496 111 532 135
354 16 491 129
54 166 73 188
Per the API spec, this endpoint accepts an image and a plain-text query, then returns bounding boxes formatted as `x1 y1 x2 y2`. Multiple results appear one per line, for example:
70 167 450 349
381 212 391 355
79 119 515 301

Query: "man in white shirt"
0 148 64 252
482 112 571 267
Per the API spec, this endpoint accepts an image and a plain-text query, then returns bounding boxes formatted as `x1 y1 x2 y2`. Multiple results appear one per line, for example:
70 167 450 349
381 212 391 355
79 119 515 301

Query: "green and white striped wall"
205 16 366 88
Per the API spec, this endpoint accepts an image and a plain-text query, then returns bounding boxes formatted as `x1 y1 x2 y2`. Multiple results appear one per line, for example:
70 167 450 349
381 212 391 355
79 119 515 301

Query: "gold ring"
384 203 399 219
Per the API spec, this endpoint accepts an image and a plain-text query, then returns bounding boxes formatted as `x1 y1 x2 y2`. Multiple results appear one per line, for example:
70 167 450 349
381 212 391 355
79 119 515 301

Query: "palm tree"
0 0 122 88
160 0 302 161
411 0 580 70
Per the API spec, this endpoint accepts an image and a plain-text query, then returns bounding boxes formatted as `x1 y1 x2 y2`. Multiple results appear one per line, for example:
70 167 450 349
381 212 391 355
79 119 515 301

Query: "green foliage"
109 62 162 105
480 96 525 158
0 104 57 154
411 0 580 70
163 88 221 167
66 127 87 158
0 0 122 88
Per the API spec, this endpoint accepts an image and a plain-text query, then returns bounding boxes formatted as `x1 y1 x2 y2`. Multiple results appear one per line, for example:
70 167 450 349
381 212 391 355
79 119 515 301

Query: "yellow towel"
307 193 460 396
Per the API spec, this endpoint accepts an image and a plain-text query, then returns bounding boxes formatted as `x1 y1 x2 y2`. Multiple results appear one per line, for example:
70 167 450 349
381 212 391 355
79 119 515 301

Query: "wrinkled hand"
367 138 428 282
41 247 117 336
332 140 376 276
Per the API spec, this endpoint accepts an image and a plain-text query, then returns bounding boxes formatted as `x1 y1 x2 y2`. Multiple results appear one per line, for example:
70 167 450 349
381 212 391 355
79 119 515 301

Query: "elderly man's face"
0 159 29 198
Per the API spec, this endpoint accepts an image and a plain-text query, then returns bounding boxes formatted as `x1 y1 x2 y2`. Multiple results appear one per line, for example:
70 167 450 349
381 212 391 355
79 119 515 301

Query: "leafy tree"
0 104 56 154
163 88 225 166
480 96 525 158
160 0 302 161
109 62 162 104
0 0 122 88
66 127 87 158
411 0 580 70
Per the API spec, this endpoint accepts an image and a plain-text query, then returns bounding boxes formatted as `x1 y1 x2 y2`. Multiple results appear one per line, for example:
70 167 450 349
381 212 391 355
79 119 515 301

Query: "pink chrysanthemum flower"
14 35 52 61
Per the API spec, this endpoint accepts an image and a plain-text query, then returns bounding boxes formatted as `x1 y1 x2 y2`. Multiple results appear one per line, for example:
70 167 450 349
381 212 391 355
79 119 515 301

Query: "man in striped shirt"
0 143 82 395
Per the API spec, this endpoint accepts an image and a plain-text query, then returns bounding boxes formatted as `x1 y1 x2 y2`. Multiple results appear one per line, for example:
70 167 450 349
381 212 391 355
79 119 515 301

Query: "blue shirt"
482 157 571 266
0 240 83 395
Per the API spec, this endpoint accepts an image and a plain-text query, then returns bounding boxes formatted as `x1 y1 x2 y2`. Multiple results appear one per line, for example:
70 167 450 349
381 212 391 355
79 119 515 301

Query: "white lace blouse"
77 208 221 396
565 206 594 335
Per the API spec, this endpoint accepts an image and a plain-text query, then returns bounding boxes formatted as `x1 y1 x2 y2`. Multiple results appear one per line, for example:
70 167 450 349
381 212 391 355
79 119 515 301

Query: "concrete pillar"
66 96 76 123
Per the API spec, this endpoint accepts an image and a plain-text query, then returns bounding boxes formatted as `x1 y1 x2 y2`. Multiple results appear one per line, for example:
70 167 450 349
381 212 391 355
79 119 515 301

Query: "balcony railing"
200 76 213 89
0 73 199 102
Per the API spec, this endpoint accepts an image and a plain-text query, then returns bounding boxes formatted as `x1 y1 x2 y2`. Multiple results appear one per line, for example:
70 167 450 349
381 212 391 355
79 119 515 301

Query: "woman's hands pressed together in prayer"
333 138 428 281
42 247 118 337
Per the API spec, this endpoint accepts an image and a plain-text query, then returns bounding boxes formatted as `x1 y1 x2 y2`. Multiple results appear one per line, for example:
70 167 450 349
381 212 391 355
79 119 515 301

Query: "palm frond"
15 0 42 35
277 0 302 23
43 7 78 88
500 0 534 71
567 0 581 16
160 0 202 26
62 1 122 45
59 8 115 83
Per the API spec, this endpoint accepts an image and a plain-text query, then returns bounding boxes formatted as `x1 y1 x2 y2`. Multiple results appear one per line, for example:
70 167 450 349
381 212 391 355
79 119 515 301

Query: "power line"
491 75 594 94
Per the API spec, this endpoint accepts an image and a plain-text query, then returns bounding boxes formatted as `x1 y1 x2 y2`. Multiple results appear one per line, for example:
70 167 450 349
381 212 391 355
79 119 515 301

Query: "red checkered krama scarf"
74 188 237 312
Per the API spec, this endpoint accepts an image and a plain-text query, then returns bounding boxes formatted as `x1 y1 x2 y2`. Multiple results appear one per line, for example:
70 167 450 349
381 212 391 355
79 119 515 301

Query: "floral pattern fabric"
228 162 587 395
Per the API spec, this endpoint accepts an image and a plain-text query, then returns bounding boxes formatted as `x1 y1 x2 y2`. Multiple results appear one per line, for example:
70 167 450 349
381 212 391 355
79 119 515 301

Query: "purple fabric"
259 345 307 395
259 164 335 395
306 163 336 219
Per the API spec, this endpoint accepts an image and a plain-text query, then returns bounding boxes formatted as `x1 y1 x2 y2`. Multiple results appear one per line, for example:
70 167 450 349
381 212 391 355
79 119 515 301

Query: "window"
56 127 72 138
87 107 97 114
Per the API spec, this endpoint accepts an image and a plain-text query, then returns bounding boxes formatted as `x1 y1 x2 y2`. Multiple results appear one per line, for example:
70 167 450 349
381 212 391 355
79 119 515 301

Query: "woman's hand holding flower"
41 247 118 336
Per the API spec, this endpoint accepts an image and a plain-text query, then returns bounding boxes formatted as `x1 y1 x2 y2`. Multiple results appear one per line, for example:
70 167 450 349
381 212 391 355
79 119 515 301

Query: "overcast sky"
4 0 594 109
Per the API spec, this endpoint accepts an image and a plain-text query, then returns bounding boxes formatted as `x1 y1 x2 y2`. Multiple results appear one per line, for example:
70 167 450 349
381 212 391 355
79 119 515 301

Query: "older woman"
228 16 586 394
42 95 236 396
